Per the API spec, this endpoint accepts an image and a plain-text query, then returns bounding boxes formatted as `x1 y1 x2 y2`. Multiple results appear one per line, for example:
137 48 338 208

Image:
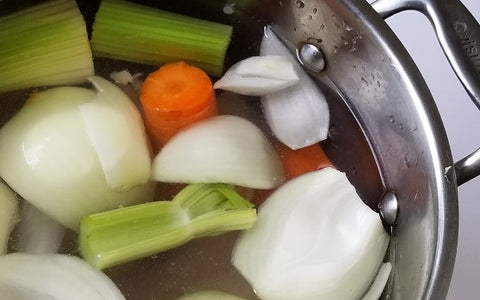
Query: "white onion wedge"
361 262 392 300
151 115 284 189
0 78 154 230
15 201 66 254
80 76 151 191
213 55 299 96
0 181 18 254
232 168 389 300
0 253 125 300
260 27 330 150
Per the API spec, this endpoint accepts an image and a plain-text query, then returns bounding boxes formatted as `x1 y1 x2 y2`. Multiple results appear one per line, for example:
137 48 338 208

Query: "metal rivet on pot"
379 191 398 226
297 43 325 72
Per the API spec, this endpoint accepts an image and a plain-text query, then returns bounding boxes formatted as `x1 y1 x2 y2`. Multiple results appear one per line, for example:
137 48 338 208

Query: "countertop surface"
375 0 480 299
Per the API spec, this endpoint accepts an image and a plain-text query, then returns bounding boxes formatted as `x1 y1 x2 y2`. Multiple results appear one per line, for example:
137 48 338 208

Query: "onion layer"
0 181 18 254
260 27 330 150
232 168 389 300
213 55 299 96
362 262 392 300
14 201 66 254
0 253 125 300
79 76 151 191
151 115 284 189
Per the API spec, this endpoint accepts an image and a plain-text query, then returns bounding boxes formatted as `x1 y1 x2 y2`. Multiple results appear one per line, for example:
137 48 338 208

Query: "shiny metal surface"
372 0 480 186
379 191 399 226
297 43 326 72
455 147 480 185
372 0 480 110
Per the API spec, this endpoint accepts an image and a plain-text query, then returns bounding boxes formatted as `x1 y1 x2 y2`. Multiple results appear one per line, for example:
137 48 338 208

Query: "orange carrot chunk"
140 61 218 150
275 142 333 180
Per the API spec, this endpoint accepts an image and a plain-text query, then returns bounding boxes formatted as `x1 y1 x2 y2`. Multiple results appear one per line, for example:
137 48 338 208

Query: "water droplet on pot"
306 37 322 44
404 157 410 168
296 0 305 8
334 23 342 33
361 77 369 86
343 21 353 31
313 7 318 14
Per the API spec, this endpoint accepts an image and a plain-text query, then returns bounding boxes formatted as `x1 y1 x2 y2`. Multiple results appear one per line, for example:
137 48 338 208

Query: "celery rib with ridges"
79 183 256 270
91 0 232 76
0 0 94 94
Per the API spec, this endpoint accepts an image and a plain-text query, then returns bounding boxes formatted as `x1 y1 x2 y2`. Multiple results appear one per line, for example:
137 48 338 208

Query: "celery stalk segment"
0 0 94 94
90 0 232 76
79 183 256 270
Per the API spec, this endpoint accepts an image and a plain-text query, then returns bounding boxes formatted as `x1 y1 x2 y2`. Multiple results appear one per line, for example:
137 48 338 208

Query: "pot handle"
371 0 480 185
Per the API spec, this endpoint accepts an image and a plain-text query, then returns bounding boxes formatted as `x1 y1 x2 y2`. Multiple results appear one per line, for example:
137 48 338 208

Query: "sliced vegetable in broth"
0 0 389 299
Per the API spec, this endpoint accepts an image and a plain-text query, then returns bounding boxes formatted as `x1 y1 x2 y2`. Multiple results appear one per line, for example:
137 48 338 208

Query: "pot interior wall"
255 0 458 299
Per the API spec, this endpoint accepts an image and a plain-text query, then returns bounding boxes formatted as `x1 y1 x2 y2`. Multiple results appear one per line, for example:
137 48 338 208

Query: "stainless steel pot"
222 0 480 298
1 0 480 299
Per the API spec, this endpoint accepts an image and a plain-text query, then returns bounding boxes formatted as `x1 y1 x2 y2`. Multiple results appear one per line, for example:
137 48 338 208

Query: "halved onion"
0 76 154 230
0 181 18 254
0 253 125 300
232 168 389 300
260 27 330 150
151 115 284 189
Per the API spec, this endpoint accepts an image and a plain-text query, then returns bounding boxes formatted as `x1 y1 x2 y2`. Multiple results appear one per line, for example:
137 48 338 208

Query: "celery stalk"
91 0 232 76
79 183 256 270
0 0 94 94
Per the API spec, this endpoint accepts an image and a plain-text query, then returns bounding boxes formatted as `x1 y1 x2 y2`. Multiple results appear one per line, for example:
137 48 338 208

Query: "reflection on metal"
455 147 480 185
297 43 326 72
379 191 399 226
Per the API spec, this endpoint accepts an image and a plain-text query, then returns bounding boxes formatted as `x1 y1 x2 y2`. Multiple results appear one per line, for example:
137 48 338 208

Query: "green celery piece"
0 0 94 94
191 209 257 238
79 183 256 270
90 0 232 76
79 201 191 270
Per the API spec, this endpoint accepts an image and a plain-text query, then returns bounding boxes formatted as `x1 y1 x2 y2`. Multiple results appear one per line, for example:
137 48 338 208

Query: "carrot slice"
140 61 218 150
275 142 333 180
